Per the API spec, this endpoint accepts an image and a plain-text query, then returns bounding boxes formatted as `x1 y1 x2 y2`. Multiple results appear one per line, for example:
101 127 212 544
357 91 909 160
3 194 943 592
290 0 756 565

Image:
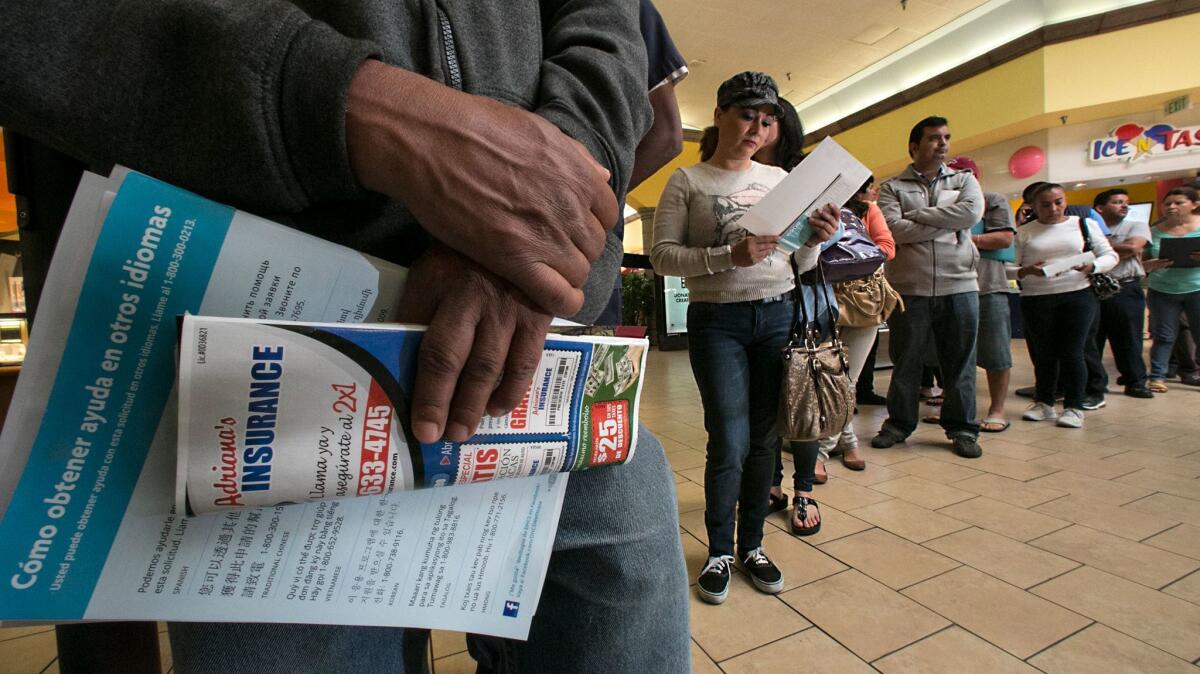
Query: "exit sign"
1165 95 1190 116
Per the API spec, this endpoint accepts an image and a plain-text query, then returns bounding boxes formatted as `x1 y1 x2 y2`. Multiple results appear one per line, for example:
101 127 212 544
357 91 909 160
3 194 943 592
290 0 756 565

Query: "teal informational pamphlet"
971 220 1016 262
0 170 582 638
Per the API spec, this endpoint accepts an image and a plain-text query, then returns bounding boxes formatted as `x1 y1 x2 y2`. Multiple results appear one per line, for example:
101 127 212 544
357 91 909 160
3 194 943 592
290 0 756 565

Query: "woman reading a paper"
1012 183 1117 428
1142 186 1200 393
650 72 838 606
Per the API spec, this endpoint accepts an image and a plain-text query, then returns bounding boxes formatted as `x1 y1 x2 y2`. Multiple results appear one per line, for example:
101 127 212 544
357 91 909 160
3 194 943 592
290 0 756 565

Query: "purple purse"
819 208 885 283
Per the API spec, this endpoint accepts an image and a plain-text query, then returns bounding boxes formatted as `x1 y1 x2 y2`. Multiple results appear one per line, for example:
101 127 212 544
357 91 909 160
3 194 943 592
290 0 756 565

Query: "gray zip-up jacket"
0 0 650 322
878 164 985 297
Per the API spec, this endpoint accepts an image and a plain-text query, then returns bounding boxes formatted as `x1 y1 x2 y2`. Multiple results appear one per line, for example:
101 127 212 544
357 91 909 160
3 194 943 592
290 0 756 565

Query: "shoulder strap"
1078 216 1092 253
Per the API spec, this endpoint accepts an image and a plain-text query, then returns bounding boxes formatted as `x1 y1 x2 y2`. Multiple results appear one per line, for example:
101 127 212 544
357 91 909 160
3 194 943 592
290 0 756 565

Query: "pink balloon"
1008 146 1045 180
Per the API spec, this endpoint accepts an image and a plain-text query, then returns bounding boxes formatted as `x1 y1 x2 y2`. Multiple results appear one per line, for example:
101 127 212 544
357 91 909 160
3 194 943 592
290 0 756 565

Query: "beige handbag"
834 268 903 328
778 260 855 442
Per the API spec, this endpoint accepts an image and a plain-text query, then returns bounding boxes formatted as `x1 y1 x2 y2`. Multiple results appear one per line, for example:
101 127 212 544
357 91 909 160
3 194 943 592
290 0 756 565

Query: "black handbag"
819 208 886 283
1078 217 1120 300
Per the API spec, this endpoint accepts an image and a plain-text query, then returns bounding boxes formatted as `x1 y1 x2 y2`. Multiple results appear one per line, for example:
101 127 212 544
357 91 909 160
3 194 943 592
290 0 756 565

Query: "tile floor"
3 342 1199 673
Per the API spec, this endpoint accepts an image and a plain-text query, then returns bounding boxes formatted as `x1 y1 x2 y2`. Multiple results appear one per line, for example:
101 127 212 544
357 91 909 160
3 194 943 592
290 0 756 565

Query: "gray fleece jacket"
878 164 985 297
0 0 651 322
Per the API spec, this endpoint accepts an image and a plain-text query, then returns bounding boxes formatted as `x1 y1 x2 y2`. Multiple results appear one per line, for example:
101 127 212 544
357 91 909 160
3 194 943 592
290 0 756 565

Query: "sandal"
790 496 821 536
814 460 828 485
1148 380 1168 393
768 490 789 513
979 417 1010 433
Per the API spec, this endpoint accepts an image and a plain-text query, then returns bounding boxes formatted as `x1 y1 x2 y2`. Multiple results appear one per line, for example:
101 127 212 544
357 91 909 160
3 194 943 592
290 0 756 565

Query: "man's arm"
905 174 985 230
974 193 1014 250
628 83 684 190
973 231 1014 250
536 0 651 204
1111 221 1151 260
878 182 945 244
1112 238 1148 260
0 0 380 214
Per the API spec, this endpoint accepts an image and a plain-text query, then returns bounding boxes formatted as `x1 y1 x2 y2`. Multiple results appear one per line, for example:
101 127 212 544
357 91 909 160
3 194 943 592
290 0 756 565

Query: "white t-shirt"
1012 217 1118 296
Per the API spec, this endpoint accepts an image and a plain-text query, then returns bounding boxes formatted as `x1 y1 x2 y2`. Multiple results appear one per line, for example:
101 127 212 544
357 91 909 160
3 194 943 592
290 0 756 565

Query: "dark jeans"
688 299 792 557
1021 288 1098 409
772 439 820 492
883 292 980 440
1097 279 1148 388
1148 289 1200 381
857 335 879 396
1170 312 1198 377
1026 298 1107 397
1084 304 1108 396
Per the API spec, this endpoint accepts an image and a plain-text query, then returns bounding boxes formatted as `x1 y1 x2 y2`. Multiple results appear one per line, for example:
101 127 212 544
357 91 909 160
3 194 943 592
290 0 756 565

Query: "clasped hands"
346 60 617 443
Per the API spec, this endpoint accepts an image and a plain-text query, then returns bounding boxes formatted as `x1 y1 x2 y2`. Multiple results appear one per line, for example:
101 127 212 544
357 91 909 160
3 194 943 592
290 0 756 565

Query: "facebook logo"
502 600 520 617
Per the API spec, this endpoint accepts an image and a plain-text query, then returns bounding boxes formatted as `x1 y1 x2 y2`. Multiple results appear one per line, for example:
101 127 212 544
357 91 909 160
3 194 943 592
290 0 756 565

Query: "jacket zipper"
928 175 938 297
437 8 463 90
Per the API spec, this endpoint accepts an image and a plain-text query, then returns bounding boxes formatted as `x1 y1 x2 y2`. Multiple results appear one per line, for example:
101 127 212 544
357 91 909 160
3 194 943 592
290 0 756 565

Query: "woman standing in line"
815 177 894 474
650 72 839 605
1012 183 1117 428
1143 186 1200 393
751 99 842 491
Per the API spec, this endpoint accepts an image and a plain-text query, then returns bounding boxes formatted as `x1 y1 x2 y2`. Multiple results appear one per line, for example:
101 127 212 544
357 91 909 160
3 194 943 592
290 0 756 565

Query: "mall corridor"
4 341 1198 673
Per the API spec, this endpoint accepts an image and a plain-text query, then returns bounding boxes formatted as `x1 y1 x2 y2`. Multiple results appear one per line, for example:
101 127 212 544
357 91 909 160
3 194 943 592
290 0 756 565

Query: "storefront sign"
1088 122 1200 164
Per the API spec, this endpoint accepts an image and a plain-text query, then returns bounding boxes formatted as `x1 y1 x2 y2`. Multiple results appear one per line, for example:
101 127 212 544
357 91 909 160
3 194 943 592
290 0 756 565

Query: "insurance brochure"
176 315 646 515
0 168 630 638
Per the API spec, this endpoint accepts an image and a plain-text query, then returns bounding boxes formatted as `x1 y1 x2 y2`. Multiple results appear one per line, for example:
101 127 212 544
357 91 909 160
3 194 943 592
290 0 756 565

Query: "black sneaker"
1080 395 1106 410
856 391 887 406
952 436 982 458
739 547 784 594
1183 374 1200 387
697 555 734 604
870 431 904 449
1124 386 1154 399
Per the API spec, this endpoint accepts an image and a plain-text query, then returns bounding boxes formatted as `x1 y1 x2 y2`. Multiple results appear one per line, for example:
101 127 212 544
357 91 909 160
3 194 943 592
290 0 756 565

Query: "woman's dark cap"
716 71 783 117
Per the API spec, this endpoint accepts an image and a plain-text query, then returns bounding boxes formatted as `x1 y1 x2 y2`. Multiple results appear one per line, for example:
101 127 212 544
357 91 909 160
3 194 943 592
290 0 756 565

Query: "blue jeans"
169 428 690 673
1148 288 1200 381
687 299 794 557
882 292 980 440
1021 288 1097 410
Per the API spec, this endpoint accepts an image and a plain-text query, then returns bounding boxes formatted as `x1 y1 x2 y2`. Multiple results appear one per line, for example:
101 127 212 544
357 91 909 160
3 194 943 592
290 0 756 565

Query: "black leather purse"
1078 217 1120 301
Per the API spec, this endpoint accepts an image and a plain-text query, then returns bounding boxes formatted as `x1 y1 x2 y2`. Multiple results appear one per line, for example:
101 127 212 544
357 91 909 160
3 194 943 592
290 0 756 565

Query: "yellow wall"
627 140 701 210
1042 14 1200 112
830 51 1046 175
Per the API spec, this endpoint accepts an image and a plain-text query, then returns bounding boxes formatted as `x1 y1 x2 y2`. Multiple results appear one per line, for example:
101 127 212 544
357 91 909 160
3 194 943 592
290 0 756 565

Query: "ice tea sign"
1088 122 1200 164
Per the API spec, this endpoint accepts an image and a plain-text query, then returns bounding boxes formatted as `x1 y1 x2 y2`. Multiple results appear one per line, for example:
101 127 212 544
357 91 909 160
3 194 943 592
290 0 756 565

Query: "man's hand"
398 244 552 444
804 204 840 247
731 235 780 267
346 59 617 317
